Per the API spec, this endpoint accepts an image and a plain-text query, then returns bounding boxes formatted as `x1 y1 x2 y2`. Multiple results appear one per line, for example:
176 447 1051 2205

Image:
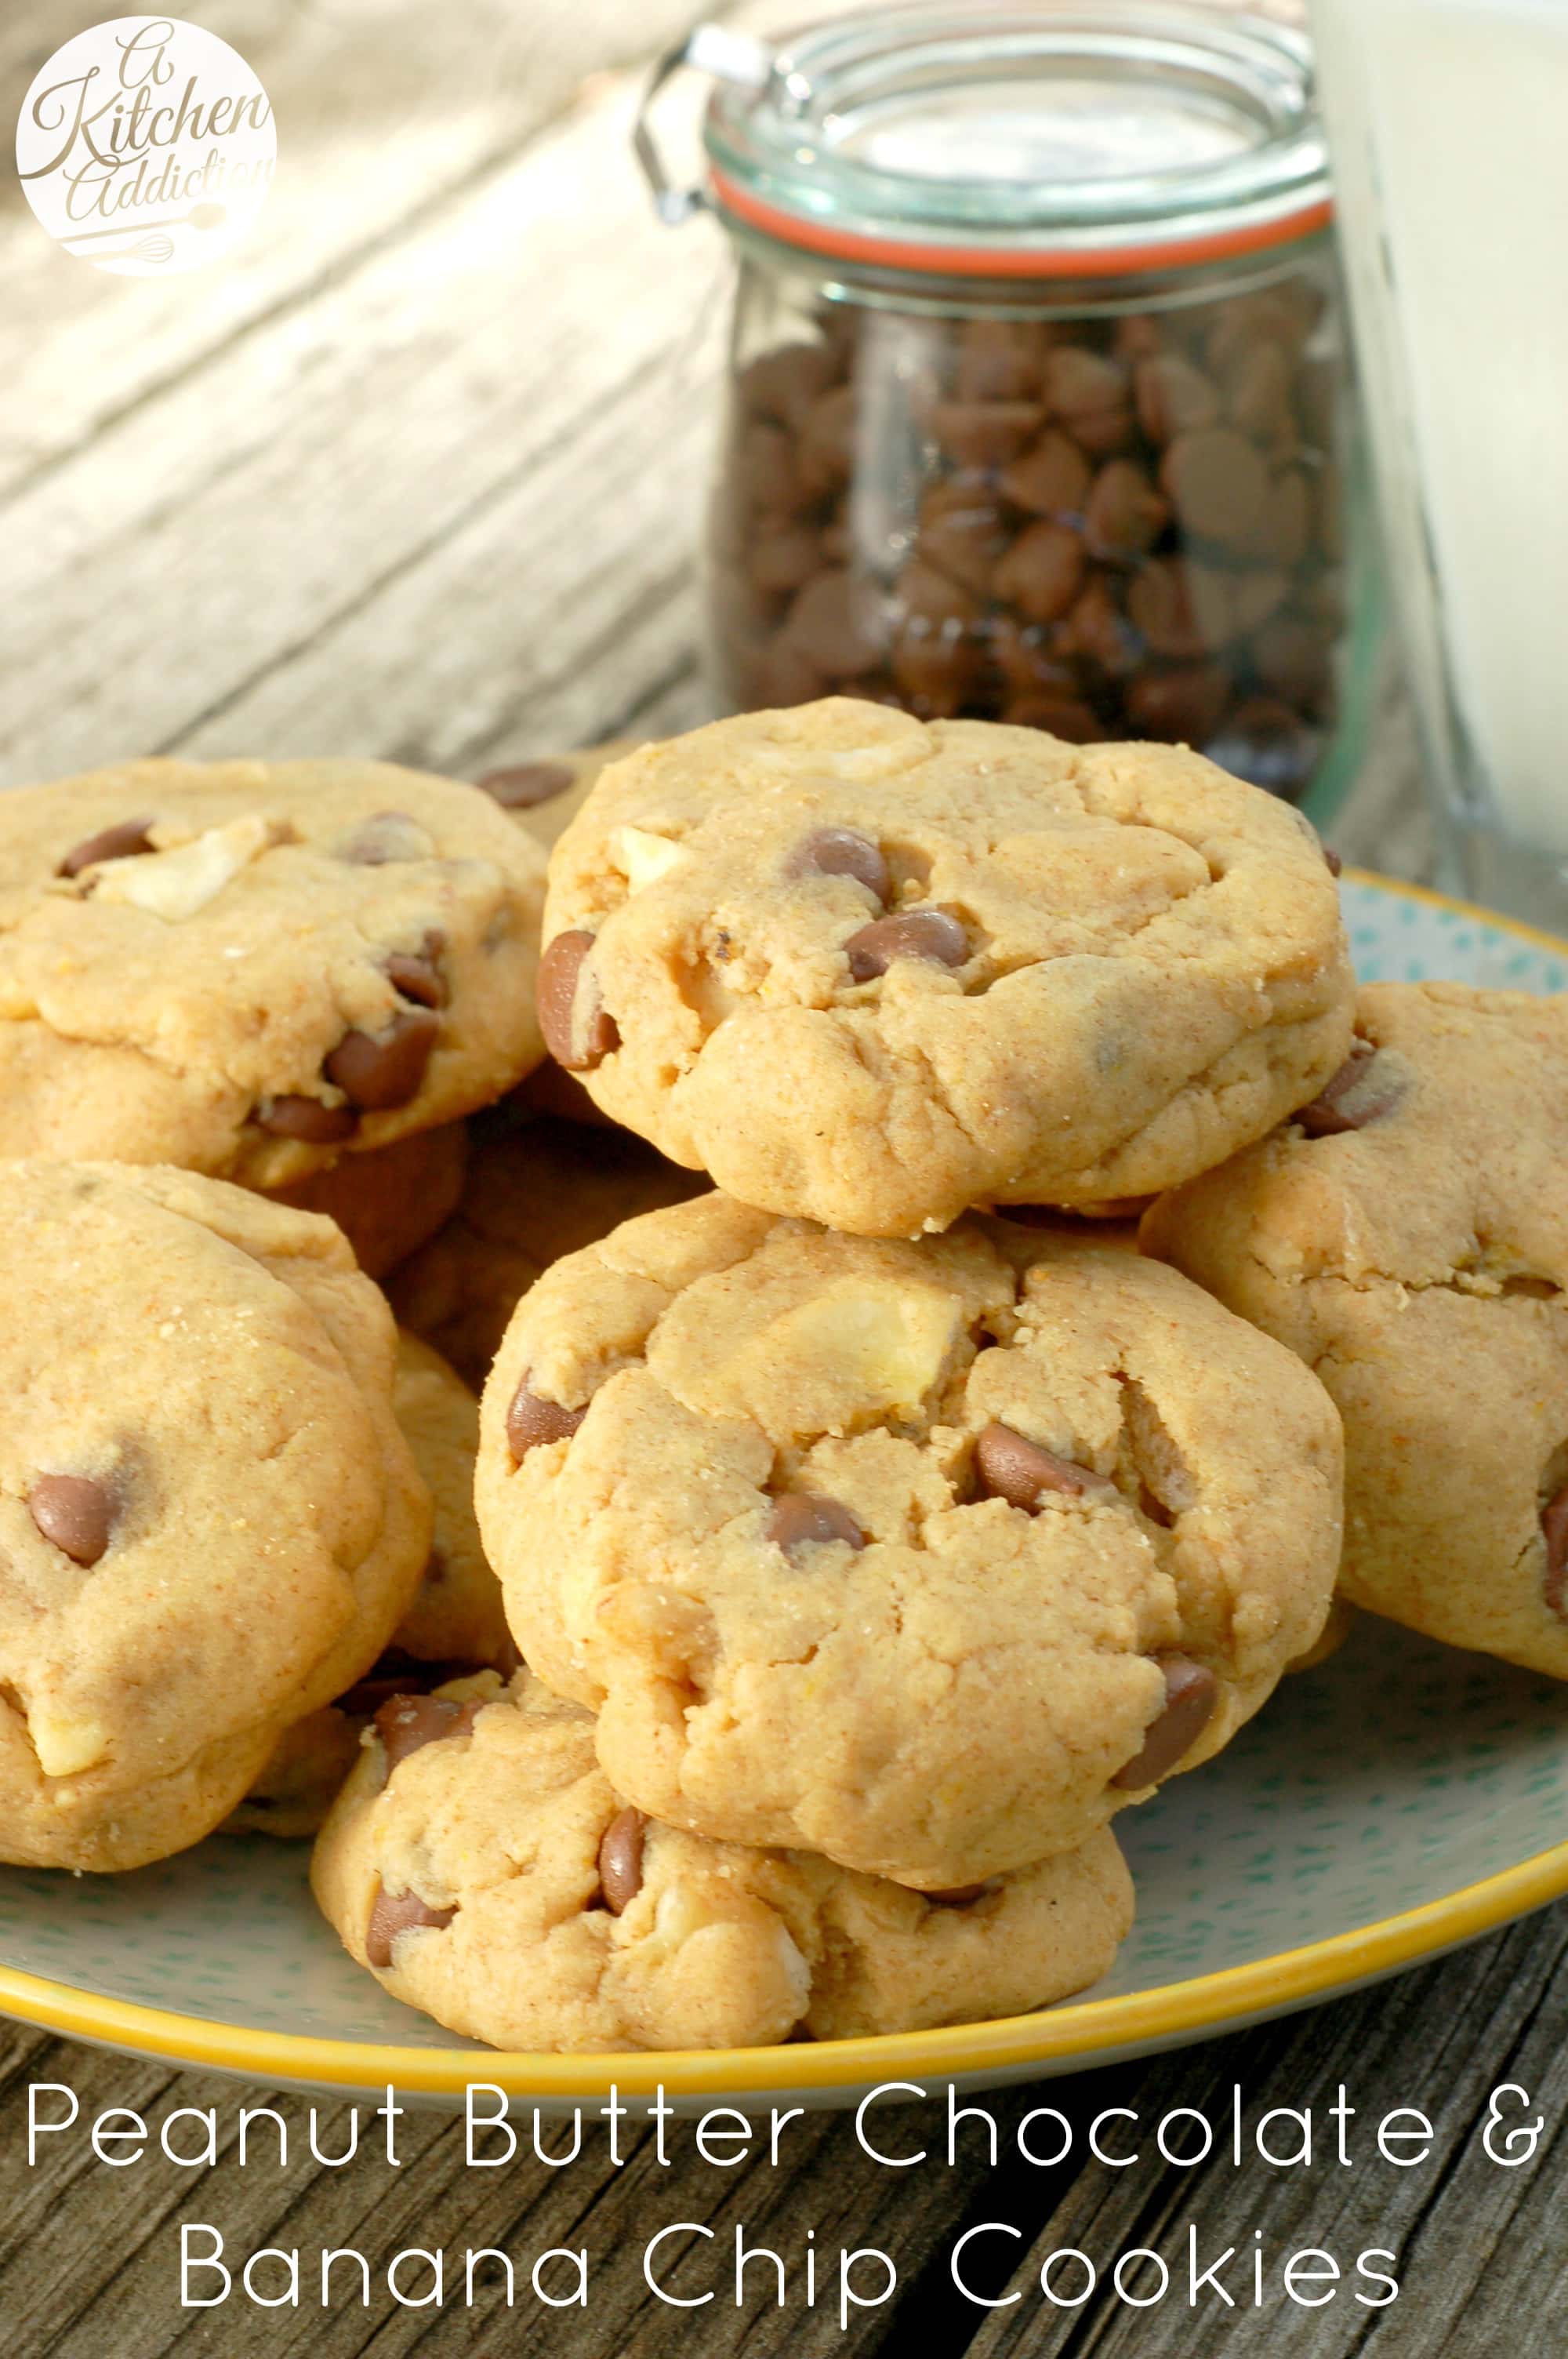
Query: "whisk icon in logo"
16 16 275 276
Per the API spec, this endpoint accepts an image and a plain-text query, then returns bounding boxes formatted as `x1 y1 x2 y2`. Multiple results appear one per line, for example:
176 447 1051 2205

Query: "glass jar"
639 2 1381 821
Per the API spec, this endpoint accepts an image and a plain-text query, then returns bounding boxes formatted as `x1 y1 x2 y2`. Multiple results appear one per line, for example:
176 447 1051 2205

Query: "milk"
1312 0 1568 856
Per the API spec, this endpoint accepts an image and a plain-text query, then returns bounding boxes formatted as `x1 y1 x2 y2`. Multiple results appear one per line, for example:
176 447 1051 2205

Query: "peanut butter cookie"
312 1669 1134 2051
1144 980 1568 1678
0 1162 430 1870
0 757 546 1188
475 1194 1341 1887
538 700 1352 1234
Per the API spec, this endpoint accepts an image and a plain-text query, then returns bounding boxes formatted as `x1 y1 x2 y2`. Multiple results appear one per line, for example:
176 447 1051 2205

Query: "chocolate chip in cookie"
788 827 890 902
366 1881 456 1968
597 1807 647 1915
766 1492 866 1555
506 1379 586 1461
975 1423 1100 1509
56 817 155 878
845 907 967 982
326 1009 439 1110
1111 1655 1217 1788
538 931 619 1072
29 1474 114 1567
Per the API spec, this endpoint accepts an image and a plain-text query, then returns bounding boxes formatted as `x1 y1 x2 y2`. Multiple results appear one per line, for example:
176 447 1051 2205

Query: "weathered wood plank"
0 1899 1555 2356
0 0 711 493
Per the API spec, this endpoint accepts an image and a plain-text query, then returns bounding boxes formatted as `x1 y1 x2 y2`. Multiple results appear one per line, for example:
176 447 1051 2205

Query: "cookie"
267 1121 469 1278
234 1333 510 1836
475 1194 1341 1886
477 740 643 853
538 700 1353 1234
0 757 547 1188
1286 1595 1355 1675
1143 980 1568 1678
311 1670 1134 2051
0 1162 430 1870
388 1111 706 1389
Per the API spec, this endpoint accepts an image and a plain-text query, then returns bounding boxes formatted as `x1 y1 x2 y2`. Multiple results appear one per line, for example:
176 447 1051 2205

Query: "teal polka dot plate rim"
0 870 1563 2112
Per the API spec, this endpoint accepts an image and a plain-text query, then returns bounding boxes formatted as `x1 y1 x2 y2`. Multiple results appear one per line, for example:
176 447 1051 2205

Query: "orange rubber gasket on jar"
709 168 1334 281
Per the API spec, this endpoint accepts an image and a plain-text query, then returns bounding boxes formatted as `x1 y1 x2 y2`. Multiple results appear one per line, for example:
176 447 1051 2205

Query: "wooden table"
1 4 1554 2352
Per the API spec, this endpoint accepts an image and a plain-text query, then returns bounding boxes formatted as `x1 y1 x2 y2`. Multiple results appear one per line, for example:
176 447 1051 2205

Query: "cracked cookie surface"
474 1193 1341 1886
235 1332 511 1838
311 1668 1134 2051
388 1109 707 1389
0 1161 431 1870
0 757 547 1188
1143 980 1568 1677
539 700 1353 1234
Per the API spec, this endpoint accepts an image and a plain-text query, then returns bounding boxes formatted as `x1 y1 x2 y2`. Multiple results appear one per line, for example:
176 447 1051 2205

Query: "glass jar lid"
693 2 1330 278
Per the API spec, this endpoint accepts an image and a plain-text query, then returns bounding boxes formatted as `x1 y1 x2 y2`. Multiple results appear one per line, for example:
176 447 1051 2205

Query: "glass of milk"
1311 0 1568 930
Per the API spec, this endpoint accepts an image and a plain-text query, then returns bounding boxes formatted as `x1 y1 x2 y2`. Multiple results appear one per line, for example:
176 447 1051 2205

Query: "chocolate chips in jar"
707 266 1350 805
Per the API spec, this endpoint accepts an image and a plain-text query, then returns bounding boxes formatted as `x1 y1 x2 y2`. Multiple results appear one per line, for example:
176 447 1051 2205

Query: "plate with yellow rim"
1 868 1565 2114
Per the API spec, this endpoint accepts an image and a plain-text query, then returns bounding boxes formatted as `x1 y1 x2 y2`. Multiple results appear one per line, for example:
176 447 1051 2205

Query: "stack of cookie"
29 702 1546 2059
311 699 1359 2052
0 755 563 1866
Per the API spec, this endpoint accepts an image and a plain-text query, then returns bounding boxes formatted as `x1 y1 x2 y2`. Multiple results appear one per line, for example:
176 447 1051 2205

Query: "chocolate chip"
993 522 1085 626
1045 347 1134 456
1127 559 1212 661
56 817 154 878
1112 1654 1217 1788
338 809 428 864
256 1093 358 1143
325 1008 439 1110
787 827 890 903
537 930 620 1072
1160 427 1270 547
1125 662 1230 746
1323 845 1343 878
999 431 1092 519
385 945 447 1009
894 620 986 717
507 1379 586 1460
366 1881 456 1968
1134 352 1220 445
930 401 1043 470
750 525 822 598
1297 1045 1403 1137
1002 693 1105 743
29 1474 113 1567
1542 1487 1568 1619
475 761 575 809
372 1691 482 1778
598 1807 648 1915
975 1423 1098 1510
797 385 857 496
845 907 967 982
926 1880 1000 1907
341 1652 486 1716
1084 460 1170 561
779 569 887 678
766 1493 866 1555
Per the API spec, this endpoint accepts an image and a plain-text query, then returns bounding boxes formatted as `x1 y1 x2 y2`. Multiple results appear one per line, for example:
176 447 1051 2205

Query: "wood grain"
0 1900 1559 2355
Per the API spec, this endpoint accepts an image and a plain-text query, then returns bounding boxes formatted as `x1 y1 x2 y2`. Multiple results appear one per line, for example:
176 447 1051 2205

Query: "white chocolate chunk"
750 1280 960 1415
614 827 690 896
31 1707 111 1779
93 813 291 920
